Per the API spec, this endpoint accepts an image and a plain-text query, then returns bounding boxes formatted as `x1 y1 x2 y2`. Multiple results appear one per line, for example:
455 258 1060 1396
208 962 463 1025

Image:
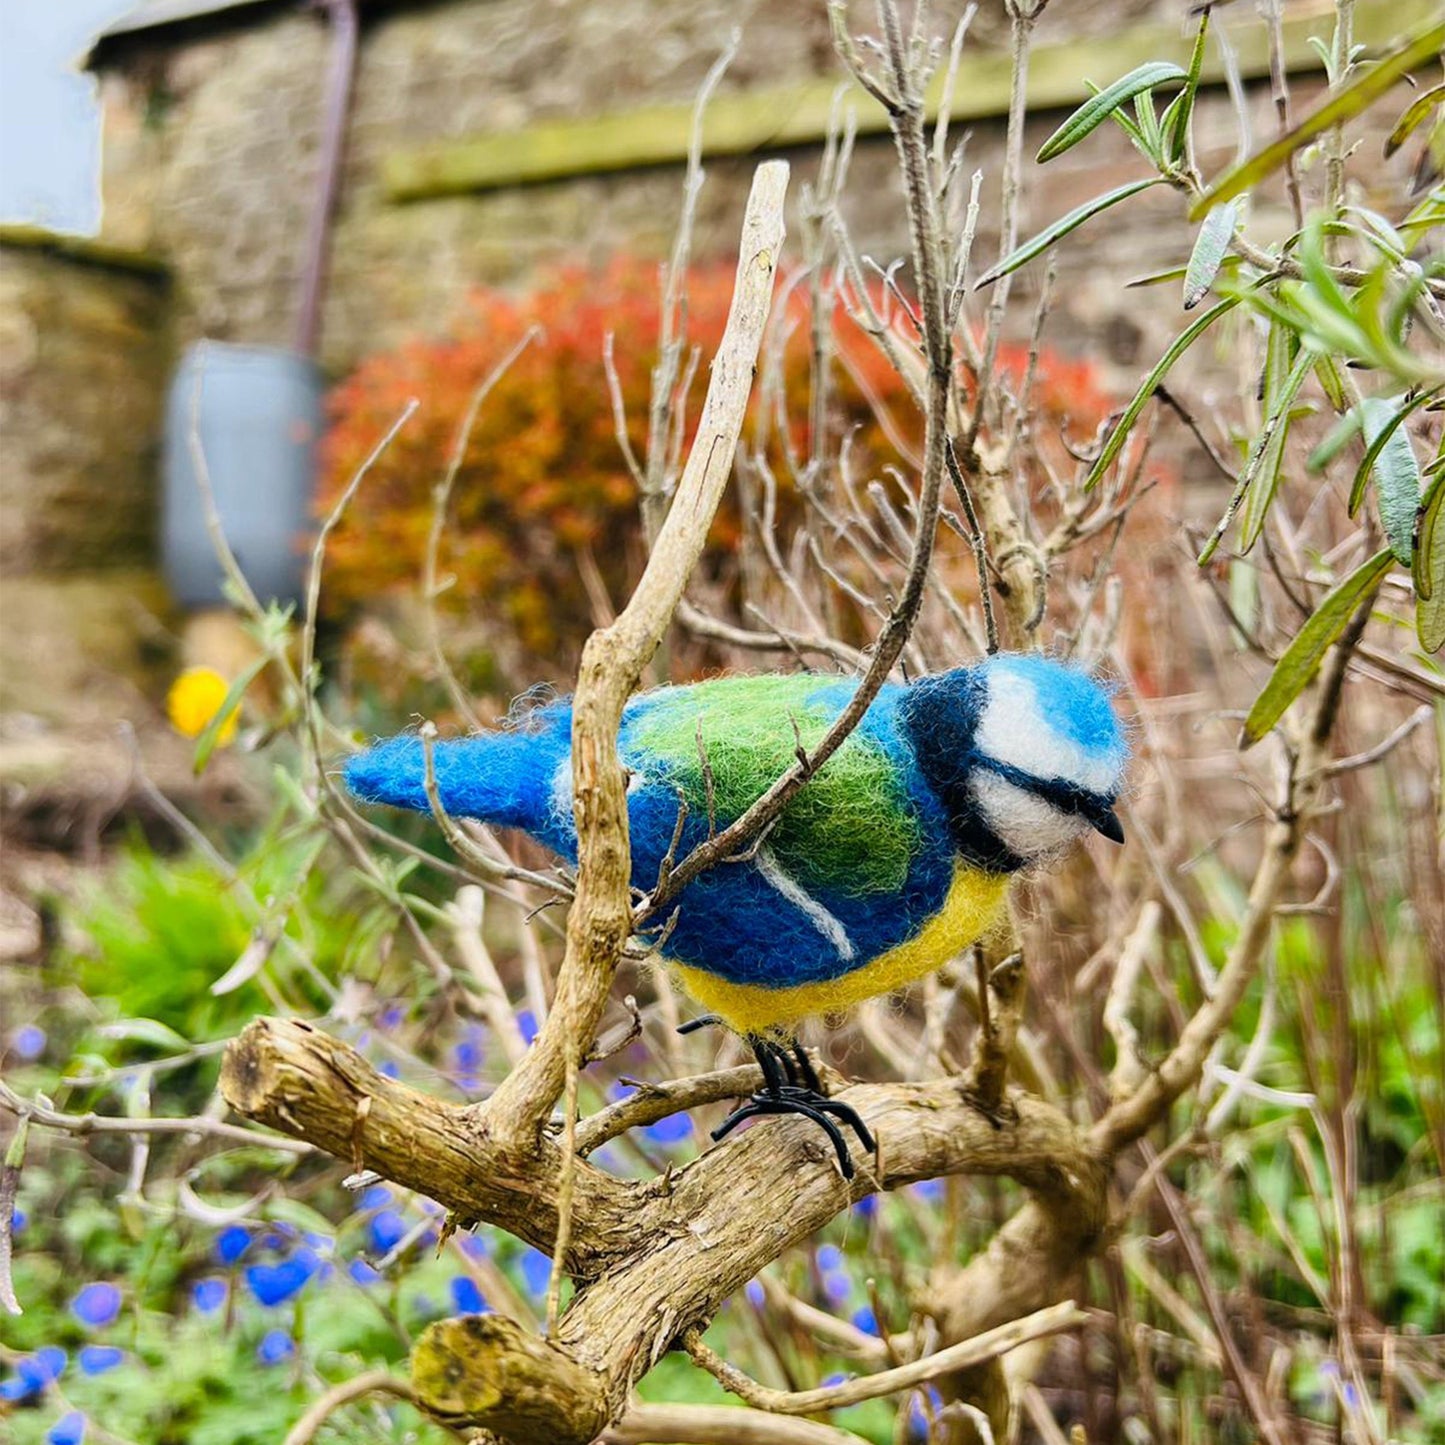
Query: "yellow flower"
167 667 240 746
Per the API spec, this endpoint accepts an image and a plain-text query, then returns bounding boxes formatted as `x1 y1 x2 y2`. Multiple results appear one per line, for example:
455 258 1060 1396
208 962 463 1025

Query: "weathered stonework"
0 231 172 575
85 0 1429 399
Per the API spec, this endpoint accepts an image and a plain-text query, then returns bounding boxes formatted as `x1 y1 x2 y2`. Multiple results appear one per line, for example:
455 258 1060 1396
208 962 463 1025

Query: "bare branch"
484 161 790 1136
683 1301 1085 1414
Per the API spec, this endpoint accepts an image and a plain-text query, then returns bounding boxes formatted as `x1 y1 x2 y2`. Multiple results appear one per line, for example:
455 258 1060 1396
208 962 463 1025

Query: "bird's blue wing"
619 676 956 987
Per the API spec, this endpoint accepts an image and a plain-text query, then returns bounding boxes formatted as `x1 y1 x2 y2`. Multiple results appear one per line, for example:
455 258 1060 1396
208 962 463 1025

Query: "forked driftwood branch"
221 1014 1103 1439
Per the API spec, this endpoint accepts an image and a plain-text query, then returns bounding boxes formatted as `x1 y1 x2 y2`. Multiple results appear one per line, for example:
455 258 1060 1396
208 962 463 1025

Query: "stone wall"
88 0 1225 377
0 229 178 721
0 230 172 575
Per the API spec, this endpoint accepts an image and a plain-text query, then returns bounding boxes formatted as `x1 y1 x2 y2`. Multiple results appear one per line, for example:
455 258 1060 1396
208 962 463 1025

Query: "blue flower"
851 1305 878 1335
378 1002 405 1030
822 1271 852 1305
214 1225 251 1265
517 1010 539 1046
358 1184 393 1212
11 1024 46 1060
192 1278 227 1314
906 1386 944 1441
852 1194 877 1219
643 1113 692 1145
348 1259 381 1285
46 1411 86 1445
452 1027 485 1074
910 1178 945 1204
256 1329 295 1366
744 1280 765 1308
71 1282 121 1329
10 1207 24 1234
1 1346 67 1399
460 1231 491 1260
822 1372 848 1387
377 1060 400 1079
519 1247 551 1297
368 1209 408 1255
244 1249 320 1307
816 1244 843 1272
450 1276 487 1315
78 1346 124 1377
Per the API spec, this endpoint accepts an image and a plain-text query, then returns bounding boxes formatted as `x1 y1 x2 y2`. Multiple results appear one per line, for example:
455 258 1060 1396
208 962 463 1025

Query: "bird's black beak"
1092 808 1125 845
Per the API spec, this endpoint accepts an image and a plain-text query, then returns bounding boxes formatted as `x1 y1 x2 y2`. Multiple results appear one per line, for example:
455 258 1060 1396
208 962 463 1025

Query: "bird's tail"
343 722 569 837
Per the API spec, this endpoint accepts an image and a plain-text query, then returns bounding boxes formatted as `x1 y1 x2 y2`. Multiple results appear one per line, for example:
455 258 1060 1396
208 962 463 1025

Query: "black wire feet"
677 1018 875 1179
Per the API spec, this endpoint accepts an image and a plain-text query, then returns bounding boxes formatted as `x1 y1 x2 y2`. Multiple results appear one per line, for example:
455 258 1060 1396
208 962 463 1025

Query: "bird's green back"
625 674 921 896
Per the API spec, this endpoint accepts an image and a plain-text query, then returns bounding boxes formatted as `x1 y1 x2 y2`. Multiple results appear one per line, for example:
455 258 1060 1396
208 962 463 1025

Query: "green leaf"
1204 347 1313 562
1164 7 1210 163
1036 62 1188 163
976 178 1164 287
1414 465 1444 601
1085 295 1241 491
1313 354 1348 413
1191 20 1445 219
1134 88 1164 166
192 654 267 776
1416 583 1445 652
98 1018 192 1052
1307 407 1362 472
1357 395 1424 564
1386 81 1445 158
1183 198 1239 309
1241 548 1395 747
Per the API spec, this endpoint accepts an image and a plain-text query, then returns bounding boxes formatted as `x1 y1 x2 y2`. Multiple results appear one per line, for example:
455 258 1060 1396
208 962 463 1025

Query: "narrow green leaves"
976 179 1164 287
1238 350 1314 557
1162 6 1211 163
1036 62 1188 163
1191 20 1445 218
1183 199 1239 309
1385 81 1445 158
1353 395 1427 563
1199 343 1313 563
1413 466 1445 651
1241 549 1395 746
1084 296 1241 491
98 1018 192 1052
192 654 266 776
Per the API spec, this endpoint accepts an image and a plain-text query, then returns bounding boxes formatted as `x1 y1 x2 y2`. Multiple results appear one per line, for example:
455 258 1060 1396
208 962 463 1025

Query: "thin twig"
682 1301 1085 1414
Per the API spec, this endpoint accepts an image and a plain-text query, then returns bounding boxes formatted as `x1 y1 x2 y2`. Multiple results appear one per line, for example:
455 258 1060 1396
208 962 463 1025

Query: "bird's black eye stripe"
974 756 1115 824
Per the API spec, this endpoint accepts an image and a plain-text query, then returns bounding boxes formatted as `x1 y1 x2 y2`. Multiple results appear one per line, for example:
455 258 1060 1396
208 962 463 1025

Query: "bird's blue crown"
899 654 1127 871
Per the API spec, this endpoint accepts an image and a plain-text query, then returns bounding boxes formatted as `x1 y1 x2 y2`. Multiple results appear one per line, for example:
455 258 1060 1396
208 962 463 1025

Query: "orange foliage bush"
318 258 1115 679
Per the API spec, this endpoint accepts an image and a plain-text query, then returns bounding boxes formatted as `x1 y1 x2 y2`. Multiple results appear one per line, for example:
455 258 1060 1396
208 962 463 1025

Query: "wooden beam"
381 0 1434 202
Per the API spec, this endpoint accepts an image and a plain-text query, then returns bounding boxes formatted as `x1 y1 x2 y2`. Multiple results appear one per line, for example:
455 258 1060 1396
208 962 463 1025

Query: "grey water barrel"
162 341 322 608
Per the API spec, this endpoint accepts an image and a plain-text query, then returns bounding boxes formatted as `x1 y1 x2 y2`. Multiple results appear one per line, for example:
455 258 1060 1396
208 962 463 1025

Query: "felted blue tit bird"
345 654 1127 1175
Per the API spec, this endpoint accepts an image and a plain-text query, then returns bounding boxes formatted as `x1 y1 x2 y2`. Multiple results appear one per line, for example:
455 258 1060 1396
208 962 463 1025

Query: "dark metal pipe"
293 0 359 358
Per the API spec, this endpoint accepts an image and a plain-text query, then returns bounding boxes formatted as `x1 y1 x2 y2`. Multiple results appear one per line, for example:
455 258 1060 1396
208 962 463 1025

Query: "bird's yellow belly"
668 864 1010 1035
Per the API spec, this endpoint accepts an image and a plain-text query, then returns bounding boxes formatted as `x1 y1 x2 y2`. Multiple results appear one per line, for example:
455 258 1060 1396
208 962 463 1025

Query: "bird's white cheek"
970 772 1082 860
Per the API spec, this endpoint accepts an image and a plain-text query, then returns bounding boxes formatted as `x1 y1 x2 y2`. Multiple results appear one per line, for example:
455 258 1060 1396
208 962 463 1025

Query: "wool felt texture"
344 655 1127 1032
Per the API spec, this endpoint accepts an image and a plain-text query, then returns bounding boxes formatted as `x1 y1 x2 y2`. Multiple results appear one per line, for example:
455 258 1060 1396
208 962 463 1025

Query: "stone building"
79 0 1432 379
0 0 1433 752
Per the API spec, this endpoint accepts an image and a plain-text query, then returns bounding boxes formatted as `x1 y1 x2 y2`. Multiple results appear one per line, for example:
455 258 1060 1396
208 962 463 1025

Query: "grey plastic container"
162 341 323 608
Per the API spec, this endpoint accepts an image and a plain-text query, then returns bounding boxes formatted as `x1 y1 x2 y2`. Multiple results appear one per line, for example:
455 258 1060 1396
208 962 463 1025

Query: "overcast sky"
0 0 136 233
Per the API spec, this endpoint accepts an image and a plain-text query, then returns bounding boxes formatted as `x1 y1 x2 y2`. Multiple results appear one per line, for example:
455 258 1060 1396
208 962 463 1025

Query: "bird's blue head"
901 654 1129 870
